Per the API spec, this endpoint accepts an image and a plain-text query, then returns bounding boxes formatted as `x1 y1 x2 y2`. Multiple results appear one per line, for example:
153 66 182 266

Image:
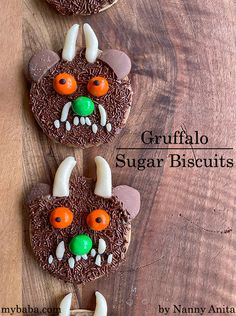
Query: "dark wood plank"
22 0 236 315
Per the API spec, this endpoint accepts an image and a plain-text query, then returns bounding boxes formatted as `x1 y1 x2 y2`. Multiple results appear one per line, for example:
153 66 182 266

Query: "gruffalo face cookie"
27 156 140 284
28 24 132 148
46 0 118 15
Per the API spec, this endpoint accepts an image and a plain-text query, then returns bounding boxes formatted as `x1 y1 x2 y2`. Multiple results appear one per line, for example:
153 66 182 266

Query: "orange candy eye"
53 73 77 95
86 209 110 231
50 207 74 229
87 76 109 97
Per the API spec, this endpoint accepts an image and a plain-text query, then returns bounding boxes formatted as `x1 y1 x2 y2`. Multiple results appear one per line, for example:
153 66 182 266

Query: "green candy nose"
72 96 95 116
69 234 93 256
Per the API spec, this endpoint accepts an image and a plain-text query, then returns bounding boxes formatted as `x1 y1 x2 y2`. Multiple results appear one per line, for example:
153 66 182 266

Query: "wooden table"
1 0 235 315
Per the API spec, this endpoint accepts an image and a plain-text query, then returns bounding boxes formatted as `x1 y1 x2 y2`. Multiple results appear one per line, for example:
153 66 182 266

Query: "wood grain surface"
0 0 23 312
17 0 236 315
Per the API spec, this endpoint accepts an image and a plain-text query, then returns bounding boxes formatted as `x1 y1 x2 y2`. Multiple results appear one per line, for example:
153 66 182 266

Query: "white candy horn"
62 24 80 62
59 293 72 316
53 157 76 197
94 156 112 198
83 23 99 63
94 291 108 316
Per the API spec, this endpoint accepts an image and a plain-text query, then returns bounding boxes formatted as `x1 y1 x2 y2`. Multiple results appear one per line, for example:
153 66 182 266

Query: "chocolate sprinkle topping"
46 0 117 15
29 176 131 284
30 49 132 148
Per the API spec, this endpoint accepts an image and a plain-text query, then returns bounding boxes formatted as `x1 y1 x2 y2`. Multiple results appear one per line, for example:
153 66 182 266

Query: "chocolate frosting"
46 0 117 15
28 176 131 284
30 49 132 148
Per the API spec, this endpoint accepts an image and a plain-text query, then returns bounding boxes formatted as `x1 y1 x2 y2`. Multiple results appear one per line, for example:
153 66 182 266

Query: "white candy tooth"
98 238 106 254
48 255 53 264
107 254 113 264
91 249 96 257
92 123 98 134
56 241 65 261
76 255 81 261
68 257 75 269
54 120 60 129
80 117 85 125
85 117 92 126
95 254 102 266
73 116 79 126
66 121 71 131
106 123 112 132
82 254 88 260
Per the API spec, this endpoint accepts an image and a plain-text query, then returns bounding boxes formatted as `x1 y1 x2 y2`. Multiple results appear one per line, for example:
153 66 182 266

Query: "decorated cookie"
28 24 132 148
27 156 140 284
59 292 107 316
46 0 118 15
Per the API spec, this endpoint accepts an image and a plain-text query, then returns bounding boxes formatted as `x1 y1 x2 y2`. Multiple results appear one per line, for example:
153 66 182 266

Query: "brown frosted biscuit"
27 156 140 284
28 24 132 148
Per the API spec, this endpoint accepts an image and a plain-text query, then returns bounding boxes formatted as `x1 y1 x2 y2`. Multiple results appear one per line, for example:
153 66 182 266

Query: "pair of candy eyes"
50 207 110 231
53 73 109 97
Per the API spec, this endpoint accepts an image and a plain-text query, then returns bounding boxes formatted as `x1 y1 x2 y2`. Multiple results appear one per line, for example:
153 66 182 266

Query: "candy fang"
56 241 65 261
98 239 106 254
98 104 107 127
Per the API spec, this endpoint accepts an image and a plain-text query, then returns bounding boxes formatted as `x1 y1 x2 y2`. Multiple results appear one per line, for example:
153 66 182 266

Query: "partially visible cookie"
46 0 119 15
60 292 107 316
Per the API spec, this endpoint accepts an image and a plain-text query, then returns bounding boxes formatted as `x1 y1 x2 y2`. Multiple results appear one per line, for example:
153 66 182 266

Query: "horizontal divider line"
116 148 234 150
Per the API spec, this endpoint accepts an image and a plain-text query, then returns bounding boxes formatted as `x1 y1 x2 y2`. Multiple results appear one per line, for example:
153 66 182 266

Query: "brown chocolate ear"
113 185 140 219
99 49 131 80
28 49 60 82
26 183 51 205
